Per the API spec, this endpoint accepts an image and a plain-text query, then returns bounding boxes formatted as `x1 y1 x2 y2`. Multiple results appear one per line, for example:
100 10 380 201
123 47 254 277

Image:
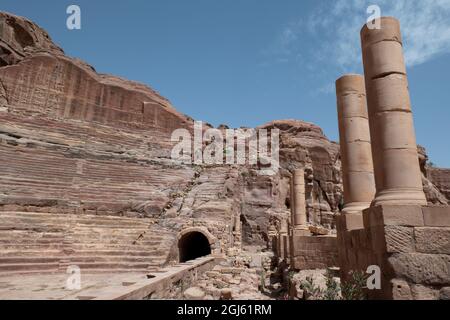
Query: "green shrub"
340 271 368 300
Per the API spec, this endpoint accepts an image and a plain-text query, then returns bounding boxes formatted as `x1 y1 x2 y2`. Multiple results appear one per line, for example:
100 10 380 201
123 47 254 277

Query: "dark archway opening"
178 232 211 263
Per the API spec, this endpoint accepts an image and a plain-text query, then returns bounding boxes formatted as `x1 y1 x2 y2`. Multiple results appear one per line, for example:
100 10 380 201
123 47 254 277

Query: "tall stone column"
278 218 289 260
233 214 242 248
291 169 309 235
290 176 296 226
361 17 427 206
336 74 376 215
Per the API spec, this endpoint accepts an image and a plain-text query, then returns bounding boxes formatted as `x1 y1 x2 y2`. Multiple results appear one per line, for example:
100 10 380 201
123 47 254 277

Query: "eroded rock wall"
0 11 448 262
427 168 450 204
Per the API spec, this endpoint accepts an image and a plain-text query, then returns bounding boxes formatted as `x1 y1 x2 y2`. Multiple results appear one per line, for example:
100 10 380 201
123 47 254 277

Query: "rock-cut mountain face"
0 12 447 275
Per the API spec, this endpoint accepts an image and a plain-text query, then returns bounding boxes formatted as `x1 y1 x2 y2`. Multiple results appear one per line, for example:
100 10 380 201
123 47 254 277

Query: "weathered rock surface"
183 287 206 300
0 11 448 279
418 146 449 205
427 167 450 204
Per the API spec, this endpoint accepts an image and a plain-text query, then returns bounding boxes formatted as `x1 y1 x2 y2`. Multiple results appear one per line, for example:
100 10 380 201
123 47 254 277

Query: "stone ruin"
335 17 450 300
0 12 448 300
272 17 450 300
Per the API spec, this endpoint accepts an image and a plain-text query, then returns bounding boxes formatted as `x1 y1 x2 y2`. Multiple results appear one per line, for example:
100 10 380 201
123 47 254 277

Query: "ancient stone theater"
0 12 448 300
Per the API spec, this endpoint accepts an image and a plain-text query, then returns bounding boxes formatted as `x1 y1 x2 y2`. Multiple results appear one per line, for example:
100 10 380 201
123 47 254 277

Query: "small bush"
341 271 368 300
299 269 367 300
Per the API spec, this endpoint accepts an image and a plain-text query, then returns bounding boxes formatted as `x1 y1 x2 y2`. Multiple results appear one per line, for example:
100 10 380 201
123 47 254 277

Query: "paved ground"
0 272 152 300
0 257 216 300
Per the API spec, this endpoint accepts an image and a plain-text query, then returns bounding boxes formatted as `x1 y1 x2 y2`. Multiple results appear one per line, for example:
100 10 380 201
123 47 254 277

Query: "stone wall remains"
337 205 450 300
288 235 338 270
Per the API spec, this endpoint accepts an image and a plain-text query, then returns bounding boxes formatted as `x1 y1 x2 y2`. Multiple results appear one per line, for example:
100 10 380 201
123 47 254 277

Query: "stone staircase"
0 139 194 216
187 166 238 220
0 211 175 276
0 113 176 155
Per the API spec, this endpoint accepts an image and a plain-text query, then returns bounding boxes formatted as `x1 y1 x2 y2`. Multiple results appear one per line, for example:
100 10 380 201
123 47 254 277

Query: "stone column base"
289 234 338 271
292 226 311 237
336 212 364 231
337 205 450 300
372 189 427 207
342 202 372 215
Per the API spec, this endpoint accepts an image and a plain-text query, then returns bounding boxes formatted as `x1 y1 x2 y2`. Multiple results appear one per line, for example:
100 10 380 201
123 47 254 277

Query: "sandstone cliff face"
418 146 449 205
0 12 344 252
0 12 448 274
237 120 342 245
0 12 195 216
0 13 191 132
0 12 202 273
426 167 450 204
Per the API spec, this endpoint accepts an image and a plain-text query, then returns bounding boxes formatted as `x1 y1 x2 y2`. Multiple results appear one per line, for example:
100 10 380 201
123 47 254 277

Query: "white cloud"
275 0 450 72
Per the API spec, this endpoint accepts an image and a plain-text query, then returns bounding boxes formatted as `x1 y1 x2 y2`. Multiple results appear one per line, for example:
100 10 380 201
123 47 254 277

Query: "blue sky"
1 0 449 167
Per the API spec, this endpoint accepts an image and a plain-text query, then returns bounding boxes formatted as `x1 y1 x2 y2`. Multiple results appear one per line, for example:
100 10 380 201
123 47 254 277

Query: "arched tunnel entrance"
178 231 212 263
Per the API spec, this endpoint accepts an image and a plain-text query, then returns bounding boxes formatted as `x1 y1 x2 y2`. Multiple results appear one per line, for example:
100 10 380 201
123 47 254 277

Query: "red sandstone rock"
0 12 448 280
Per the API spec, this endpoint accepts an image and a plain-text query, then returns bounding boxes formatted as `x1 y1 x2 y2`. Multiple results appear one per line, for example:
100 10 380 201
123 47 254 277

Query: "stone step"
0 242 168 252
0 250 62 257
0 232 150 240
0 238 65 245
0 262 59 272
0 226 149 234
0 249 163 258
0 212 153 223
0 257 61 264
0 255 163 264
67 240 163 247
69 244 168 252
0 211 174 275
0 244 63 250
0 267 160 277
65 256 165 264
0 217 151 228
66 232 162 239
58 262 156 270
0 232 64 239
65 251 165 259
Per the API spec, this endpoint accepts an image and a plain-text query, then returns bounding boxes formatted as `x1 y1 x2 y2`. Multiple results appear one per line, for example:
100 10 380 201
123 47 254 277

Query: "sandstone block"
377 149 424 190
422 206 450 227
335 74 366 93
372 111 417 150
341 142 374 172
308 225 329 235
363 40 406 80
337 94 369 118
391 279 412 300
410 284 440 300
342 213 364 231
388 253 450 285
184 287 206 300
415 227 450 254
343 172 376 204
361 17 403 48
339 118 371 143
384 226 415 253
367 73 411 113
363 205 424 228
